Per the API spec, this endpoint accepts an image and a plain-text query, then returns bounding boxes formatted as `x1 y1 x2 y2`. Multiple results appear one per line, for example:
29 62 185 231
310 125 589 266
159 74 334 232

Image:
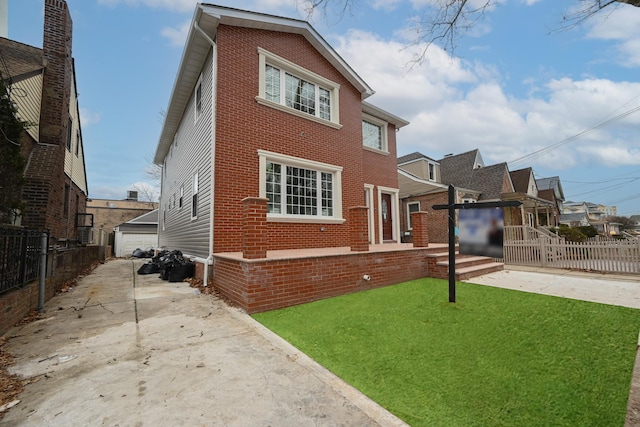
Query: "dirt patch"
0 337 23 418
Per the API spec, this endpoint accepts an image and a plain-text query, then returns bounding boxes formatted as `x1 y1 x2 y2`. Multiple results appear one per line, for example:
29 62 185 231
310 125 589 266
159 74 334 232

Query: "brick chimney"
40 0 73 146
22 0 74 240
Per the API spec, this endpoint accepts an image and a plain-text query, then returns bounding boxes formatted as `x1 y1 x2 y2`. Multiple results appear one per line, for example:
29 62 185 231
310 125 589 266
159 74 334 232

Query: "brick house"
398 150 514 243
152 4 452 313
0 0 88 245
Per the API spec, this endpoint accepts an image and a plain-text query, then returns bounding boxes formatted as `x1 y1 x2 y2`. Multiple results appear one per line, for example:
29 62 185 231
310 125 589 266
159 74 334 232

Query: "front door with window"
382 193 393 241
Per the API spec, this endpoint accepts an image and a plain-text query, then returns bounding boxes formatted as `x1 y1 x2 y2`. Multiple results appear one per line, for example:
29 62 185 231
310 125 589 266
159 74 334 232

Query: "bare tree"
303 0 640 57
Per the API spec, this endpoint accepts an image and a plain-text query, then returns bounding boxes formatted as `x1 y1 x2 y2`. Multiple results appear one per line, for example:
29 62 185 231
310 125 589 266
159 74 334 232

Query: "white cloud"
97 0 199 13
334 30 640 171
161 20 190 47
98 0 300 14
370 0 403 12
584 5 640 67
80 108 101 126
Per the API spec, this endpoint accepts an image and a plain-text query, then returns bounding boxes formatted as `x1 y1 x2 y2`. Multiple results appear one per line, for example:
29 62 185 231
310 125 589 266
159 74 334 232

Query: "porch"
208 201 501 313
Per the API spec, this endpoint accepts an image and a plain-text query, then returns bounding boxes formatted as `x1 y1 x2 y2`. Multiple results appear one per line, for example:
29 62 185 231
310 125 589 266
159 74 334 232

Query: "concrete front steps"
426 250 504 281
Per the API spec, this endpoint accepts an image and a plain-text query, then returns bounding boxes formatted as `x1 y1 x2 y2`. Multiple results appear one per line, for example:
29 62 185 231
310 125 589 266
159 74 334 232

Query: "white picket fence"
502 226 640 274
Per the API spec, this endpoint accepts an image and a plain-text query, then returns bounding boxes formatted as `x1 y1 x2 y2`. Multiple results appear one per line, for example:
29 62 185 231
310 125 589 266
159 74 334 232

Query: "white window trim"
258 149 344 224
194 73 203 123
362 113 389 154
376 186 400 243
191 172 199 220
407 201 420 230
364 184 375 244
428 163 436 181
256 47 342 129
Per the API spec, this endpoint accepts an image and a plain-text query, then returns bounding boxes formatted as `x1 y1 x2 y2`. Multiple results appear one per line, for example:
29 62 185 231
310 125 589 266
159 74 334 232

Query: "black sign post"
432 185 522 303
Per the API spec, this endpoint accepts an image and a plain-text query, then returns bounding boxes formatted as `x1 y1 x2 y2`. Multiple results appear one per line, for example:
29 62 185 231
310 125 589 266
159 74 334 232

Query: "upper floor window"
194 74 203 122
428 163 435 181
257 48 341 129
66 118 73 151
75 131 80 156
362 114 388 153
191 173 198 220
259 150 344 223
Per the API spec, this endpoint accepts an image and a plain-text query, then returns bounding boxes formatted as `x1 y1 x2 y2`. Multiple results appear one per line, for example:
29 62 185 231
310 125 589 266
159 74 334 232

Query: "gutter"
193 18 217 286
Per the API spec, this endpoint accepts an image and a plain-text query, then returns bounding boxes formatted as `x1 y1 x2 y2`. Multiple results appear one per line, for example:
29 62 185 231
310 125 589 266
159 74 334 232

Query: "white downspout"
194 19 216 285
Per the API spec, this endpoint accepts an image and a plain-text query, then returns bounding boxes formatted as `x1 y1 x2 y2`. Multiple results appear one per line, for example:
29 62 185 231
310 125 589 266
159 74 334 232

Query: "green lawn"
253 279 640 426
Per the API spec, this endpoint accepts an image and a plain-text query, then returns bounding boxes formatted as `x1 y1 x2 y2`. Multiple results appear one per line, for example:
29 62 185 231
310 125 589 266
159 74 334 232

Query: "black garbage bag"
137 262 159 275
157 250 185 280
132 248 154 258
168 262 195 282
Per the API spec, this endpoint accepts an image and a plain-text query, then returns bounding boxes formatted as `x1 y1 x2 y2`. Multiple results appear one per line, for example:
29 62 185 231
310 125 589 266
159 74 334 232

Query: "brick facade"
20 0 87 244
212 247 436 314
211 26 398 253
0 245 100 336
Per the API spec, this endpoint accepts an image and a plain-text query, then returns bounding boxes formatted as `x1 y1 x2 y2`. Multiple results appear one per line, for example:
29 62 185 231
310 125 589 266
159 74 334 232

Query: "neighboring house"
536 176 565 227
503 167 556 227
154 5 408 274
397 152 464 243
114 209 159 257
559 211 591 227
0 0 88 245
86 192 158 254
397 150 516 243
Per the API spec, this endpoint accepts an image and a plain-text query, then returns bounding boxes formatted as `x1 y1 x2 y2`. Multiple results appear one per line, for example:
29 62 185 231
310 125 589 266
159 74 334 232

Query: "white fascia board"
363 101 409 129
154 6 217 164
398 168 448 189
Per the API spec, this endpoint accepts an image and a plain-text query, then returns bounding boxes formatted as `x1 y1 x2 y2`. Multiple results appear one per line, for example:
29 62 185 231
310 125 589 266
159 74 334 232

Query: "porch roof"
501 192 555 209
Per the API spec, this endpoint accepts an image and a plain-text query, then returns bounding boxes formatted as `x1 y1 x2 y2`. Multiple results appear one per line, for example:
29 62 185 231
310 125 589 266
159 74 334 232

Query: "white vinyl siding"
10 73 42 142
158 49 214 258
63 72 88 195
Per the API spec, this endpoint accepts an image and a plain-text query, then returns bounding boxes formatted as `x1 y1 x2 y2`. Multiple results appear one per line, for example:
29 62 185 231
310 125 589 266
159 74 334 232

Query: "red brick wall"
0 246 100 336
21 0 80 244
213 26 366 252
212 248 434 313
401 191 450 243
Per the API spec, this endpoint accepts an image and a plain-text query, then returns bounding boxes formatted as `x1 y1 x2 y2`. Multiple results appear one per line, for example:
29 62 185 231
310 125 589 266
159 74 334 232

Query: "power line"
509 103 640 167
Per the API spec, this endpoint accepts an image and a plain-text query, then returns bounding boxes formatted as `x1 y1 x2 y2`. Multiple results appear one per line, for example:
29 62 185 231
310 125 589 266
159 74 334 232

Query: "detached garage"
114 209 158 257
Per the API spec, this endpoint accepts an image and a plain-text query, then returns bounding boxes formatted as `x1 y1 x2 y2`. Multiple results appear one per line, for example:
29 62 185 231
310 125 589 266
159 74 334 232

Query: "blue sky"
7 0 640 216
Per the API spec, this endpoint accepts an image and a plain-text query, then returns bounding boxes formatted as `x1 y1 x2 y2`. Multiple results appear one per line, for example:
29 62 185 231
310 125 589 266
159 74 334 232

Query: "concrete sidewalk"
1 259 405 426
463 265 640 309
2 260 639 426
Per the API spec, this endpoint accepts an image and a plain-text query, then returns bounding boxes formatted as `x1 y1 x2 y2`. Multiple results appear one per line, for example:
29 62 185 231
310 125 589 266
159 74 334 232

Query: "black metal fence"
0 226 48 295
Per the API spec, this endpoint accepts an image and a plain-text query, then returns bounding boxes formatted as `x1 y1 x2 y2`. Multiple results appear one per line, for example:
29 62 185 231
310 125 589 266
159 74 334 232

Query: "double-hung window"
191 173 198 220
407 202 420 230
194 74 203 122
362 114 388 153
257 48 341 128
259 150 344 223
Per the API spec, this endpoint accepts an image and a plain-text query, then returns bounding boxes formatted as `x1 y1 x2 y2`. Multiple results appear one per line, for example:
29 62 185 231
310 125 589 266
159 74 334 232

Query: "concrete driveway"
2 259 640 426
1 259 404 426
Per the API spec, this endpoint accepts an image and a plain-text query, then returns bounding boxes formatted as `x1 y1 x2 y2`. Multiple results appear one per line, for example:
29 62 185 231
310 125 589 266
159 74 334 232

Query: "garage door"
115 232 158 258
